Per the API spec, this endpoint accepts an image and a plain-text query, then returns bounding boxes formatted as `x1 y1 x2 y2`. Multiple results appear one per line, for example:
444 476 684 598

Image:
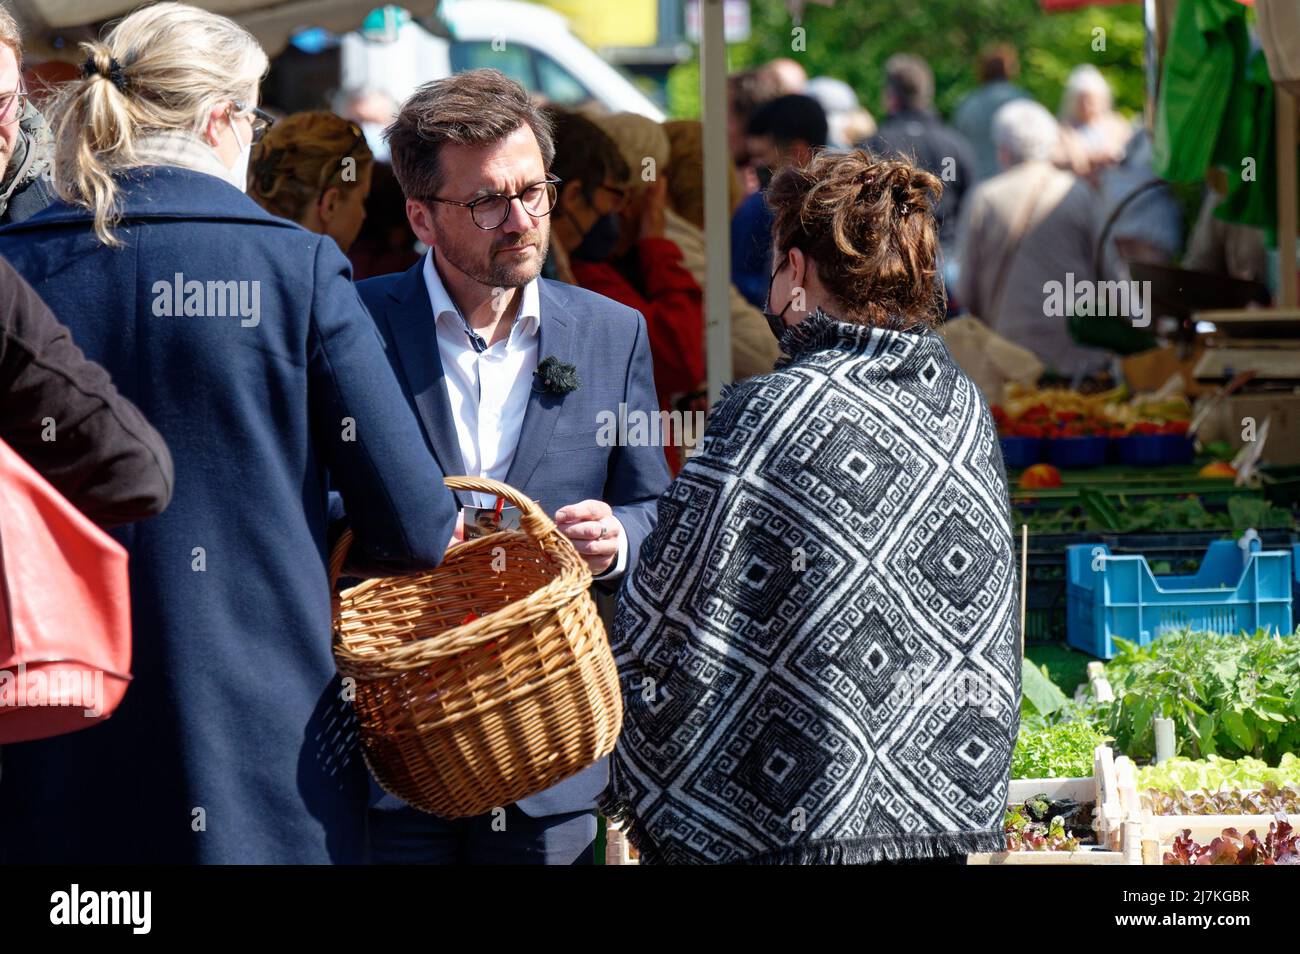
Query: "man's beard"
433 222 550 290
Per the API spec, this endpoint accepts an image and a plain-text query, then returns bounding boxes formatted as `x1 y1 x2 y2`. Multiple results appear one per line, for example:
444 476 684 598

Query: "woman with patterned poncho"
601 151 1020 864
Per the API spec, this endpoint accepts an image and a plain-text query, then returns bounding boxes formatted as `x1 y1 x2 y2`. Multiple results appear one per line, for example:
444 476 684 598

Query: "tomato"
1198 462 1237 479
1019 464 1063 489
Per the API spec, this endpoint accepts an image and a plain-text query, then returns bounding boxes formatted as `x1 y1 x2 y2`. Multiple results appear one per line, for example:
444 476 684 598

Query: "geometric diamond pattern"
685 484 854 662
604 311 1020 864
884 473 1015 644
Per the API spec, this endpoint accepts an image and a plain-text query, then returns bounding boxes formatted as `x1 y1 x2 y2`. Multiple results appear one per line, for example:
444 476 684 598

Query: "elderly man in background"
955 98 1113 379
0 6 54 225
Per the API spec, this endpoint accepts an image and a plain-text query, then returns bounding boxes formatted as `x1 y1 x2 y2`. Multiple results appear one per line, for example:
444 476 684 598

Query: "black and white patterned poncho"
602 309 1021 864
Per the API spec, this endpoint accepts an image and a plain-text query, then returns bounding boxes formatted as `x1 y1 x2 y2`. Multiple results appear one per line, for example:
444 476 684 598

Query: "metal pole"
700 0 734 404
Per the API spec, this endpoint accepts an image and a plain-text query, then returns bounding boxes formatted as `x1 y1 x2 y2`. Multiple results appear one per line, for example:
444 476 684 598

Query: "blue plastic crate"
1113 433 1195 467
1048 436 1109 469
999 436 1043 469
1066 539 1293 658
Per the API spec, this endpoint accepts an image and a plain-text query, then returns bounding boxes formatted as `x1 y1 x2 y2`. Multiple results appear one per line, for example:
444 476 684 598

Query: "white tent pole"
700 0 734 404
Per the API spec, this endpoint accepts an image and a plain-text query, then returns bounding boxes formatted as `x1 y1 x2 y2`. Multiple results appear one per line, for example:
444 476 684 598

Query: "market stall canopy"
7 0 439 59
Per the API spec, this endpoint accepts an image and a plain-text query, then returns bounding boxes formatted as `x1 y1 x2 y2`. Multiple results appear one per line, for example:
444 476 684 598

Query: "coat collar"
0 165 294 234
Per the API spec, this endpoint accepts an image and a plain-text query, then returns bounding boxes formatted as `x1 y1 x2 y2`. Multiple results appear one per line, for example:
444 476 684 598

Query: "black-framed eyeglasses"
425 175 562 230
0 79 28 127
231 100 275 145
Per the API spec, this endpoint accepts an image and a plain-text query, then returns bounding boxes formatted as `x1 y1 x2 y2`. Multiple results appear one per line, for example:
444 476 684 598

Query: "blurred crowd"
226 43 1254 403
3 15 1273 410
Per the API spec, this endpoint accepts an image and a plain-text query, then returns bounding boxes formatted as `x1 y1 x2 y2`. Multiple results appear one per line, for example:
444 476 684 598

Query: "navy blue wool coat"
0 167 458 863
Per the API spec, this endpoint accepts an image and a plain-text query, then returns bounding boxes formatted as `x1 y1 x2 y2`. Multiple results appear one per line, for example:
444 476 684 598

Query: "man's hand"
555 499 620 576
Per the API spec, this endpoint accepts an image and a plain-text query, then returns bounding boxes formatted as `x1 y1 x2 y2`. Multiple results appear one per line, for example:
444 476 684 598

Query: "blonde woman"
248 110 373 253
0 3 457 864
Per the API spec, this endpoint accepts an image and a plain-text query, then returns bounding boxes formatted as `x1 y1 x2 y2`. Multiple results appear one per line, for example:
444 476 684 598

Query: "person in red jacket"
545 108 704 473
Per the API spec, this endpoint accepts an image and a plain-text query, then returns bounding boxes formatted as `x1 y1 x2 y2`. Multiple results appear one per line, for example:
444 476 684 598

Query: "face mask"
223 112 252 193
763 254 791 342
572 211 621 263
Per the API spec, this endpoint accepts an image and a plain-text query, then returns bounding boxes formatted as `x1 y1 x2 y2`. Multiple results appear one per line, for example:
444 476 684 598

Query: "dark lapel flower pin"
533 355 581 396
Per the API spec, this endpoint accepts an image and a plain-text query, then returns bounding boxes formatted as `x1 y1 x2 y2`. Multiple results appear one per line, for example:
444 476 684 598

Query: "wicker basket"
330 476 623 818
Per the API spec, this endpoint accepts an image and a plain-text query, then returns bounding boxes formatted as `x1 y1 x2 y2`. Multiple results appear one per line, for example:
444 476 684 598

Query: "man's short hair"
884 54 934 111
746 94 828 150
386 68 555 201
0 5 22 65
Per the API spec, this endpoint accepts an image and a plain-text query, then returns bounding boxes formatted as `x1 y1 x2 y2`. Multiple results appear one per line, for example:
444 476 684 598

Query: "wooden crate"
992 746 1145 864
1007 776 1094 803
968 847 1130 865
1140 812 1300 848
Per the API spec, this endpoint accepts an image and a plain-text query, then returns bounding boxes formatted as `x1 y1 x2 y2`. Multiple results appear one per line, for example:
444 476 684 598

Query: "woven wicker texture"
330 477 623 818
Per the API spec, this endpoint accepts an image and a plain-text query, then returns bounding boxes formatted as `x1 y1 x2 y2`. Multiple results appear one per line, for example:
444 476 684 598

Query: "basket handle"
328 476 565 589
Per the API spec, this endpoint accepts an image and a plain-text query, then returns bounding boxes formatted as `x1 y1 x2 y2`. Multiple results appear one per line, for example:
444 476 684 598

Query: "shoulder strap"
987 167 1054 322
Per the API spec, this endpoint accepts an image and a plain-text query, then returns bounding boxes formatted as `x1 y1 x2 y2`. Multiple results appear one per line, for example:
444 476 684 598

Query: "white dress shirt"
423 252 626 579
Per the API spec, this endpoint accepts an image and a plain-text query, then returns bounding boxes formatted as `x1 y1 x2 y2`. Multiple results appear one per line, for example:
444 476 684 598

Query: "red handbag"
0 436 132 743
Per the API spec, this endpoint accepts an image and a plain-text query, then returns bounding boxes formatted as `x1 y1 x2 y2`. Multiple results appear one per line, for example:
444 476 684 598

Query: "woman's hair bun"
767 149 946 329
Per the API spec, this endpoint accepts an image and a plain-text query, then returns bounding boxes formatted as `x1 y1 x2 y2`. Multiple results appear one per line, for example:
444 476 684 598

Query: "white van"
340 0 665 120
